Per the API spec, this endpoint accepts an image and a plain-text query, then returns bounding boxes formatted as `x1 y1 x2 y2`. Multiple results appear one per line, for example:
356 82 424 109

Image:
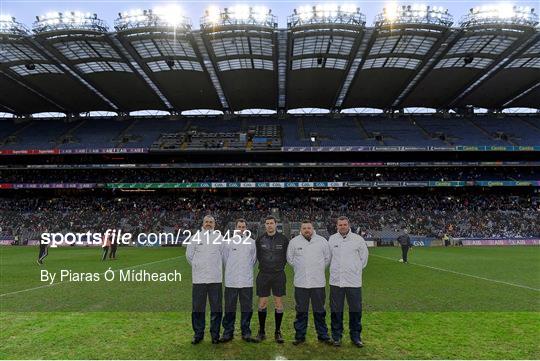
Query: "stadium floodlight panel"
460 4 538 27
375 3 453 27
288 4 366 28
0 14 28 35
114 5 191 31
33 11 108 33
200 5 277 29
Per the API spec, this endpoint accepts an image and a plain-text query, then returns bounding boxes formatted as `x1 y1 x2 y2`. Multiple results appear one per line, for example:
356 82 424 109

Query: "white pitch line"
0 256 182 298
371 254 540 292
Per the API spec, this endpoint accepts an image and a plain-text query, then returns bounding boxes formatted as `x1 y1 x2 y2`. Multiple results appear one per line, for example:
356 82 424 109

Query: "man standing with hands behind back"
287 220 332 345
328 216 369 347
186 215 224 345
221 218 257 343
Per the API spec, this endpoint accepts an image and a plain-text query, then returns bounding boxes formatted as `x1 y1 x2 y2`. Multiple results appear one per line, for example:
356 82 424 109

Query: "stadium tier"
1 189 539 243
0 166 539 183
0 115 539 152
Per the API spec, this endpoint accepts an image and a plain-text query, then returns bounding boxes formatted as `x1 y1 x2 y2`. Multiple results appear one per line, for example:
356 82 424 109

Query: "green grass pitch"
1 245 539 359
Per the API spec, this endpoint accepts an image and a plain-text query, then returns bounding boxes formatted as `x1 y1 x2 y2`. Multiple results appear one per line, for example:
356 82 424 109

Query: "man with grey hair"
186 215 224 345
220 218 257 343
328 216 369 347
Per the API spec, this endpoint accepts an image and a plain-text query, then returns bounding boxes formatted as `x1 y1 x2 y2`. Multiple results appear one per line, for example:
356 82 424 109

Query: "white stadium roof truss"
0 5 538 115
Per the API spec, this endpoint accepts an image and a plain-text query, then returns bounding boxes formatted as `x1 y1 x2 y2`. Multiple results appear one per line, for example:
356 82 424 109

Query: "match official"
287 220 332 345
328 216 369 347
255 216 288 343
221 219 257 343
186 215 224 344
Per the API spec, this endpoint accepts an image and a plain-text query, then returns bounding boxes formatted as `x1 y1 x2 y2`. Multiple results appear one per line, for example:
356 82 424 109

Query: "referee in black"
255 216 289 343
397 229 412 263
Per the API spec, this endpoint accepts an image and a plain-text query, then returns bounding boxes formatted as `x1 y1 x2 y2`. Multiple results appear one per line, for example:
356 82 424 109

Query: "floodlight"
153 5 184 27
288 4 365 27
384 3 400 21
205 6 221 24
230 5 251 20
33 10 108 33
201 5 276 28
114 6 191 31
376 3 453 27
252 6 270 22
0 14 27 35
461 4 538 27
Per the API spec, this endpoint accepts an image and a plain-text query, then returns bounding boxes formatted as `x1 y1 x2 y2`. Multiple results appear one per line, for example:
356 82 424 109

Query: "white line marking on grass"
0 256 182 298
371 254 540 292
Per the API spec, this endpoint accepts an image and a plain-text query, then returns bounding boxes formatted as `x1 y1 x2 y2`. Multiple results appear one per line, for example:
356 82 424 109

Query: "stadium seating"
413 117 507 146
360 117 438 146
116 118 187 148
58 118 133 149
471 117 540 146
1 191 538 242
1 115 539 150
13 119 76 149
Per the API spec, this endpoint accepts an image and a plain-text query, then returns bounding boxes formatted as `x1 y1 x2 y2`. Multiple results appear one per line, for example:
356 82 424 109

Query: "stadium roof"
0 4 539 116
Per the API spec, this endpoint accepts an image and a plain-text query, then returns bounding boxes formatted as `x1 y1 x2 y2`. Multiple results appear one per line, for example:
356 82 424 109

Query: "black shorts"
256 271 286 297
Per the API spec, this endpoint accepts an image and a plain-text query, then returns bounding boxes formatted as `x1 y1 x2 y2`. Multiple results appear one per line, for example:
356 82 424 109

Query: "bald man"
287 220 332 345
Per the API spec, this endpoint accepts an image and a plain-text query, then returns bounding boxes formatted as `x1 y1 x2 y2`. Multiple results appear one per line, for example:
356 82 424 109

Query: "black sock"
258 308 267 334
275 309 284 332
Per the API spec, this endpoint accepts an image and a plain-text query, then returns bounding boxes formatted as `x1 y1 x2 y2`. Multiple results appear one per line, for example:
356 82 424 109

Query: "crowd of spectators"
0 167 538 183
1 190 538 242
